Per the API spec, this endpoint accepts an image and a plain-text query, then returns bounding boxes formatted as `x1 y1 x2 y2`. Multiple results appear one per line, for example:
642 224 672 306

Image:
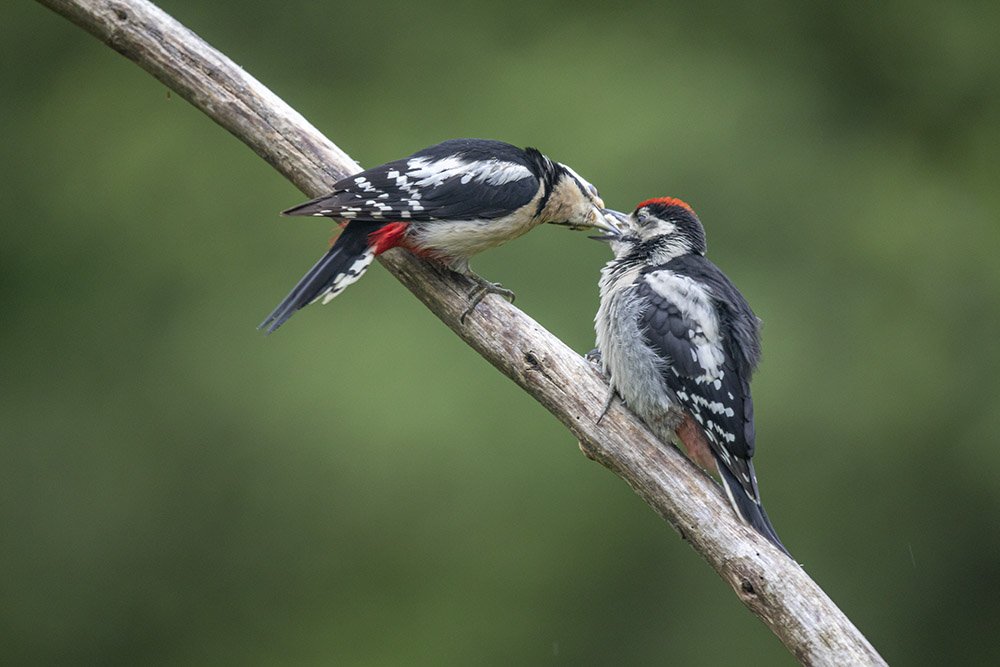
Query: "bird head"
594 197 706 263
537 159 621 234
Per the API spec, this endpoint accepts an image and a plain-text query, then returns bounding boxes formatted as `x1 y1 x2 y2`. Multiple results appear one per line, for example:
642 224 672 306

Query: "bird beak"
589 209 628 241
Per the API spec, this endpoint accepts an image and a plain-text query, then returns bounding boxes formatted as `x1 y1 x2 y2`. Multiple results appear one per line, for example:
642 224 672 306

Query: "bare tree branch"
37 1 887 664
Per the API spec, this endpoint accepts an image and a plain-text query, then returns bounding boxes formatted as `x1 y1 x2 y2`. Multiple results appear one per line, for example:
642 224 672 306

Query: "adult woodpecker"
259 138 618 333
593 198 789 555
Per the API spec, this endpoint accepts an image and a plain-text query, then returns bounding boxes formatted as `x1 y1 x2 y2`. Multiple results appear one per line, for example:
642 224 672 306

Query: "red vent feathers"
368 222 410 255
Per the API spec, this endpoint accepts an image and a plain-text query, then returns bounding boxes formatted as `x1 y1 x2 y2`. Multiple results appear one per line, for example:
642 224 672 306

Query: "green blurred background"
4 1 999 665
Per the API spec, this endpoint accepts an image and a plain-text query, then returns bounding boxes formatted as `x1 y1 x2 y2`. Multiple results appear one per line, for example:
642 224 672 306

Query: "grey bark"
36 1 887 664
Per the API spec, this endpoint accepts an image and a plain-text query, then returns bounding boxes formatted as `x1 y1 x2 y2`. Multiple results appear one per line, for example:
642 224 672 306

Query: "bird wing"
283 148 541 222
636 259 759 501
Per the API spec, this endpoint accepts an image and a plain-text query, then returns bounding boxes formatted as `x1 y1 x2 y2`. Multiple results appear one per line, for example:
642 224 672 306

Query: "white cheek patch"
635 209 676 238
559 163 598 198
653 220 677 237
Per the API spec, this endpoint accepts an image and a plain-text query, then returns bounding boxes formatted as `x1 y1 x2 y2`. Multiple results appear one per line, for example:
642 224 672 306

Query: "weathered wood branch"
37 1 887 664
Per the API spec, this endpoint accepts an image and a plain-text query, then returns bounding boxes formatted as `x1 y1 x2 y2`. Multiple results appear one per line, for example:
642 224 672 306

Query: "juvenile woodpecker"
594 198 789 555
259 138 618 333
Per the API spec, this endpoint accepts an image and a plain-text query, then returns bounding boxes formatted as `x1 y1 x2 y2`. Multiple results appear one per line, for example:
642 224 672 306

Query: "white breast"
408 187 546 271
595 264 682 434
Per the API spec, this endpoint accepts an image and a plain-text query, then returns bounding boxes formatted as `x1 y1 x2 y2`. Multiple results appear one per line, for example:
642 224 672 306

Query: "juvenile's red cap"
635 197 694 213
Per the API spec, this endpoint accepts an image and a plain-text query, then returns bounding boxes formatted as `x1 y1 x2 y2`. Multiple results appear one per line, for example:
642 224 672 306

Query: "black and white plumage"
259 138 618 333
594 198 789 555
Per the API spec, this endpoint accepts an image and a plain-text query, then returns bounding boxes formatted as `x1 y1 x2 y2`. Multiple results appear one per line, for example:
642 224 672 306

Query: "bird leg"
596 388 616 425
461 274 516 323
583 348 616 424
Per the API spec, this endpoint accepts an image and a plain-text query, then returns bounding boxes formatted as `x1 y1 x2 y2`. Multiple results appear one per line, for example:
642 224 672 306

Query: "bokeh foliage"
3 1 1000 665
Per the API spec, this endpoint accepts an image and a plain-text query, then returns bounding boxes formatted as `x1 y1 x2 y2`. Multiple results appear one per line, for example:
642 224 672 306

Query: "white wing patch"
353 176 378 193
405 156 533 188
644 270 725 380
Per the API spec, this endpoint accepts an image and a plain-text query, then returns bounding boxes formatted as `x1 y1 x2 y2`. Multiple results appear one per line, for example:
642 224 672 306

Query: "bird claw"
582 348 614 423
461 278 516 323
596 389 615 425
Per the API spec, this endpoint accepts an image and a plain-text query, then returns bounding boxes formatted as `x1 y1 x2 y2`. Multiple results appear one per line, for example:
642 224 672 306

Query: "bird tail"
715 455 791 557
258 222 379 334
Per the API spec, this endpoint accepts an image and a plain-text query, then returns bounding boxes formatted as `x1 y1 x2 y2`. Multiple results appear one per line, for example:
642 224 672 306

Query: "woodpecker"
594 198 789 555
259 138 618 333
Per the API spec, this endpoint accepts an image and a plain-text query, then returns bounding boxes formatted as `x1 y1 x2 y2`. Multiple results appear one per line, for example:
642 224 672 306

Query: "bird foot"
461 278 516 323
596 389 616 425
583 348 615 423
